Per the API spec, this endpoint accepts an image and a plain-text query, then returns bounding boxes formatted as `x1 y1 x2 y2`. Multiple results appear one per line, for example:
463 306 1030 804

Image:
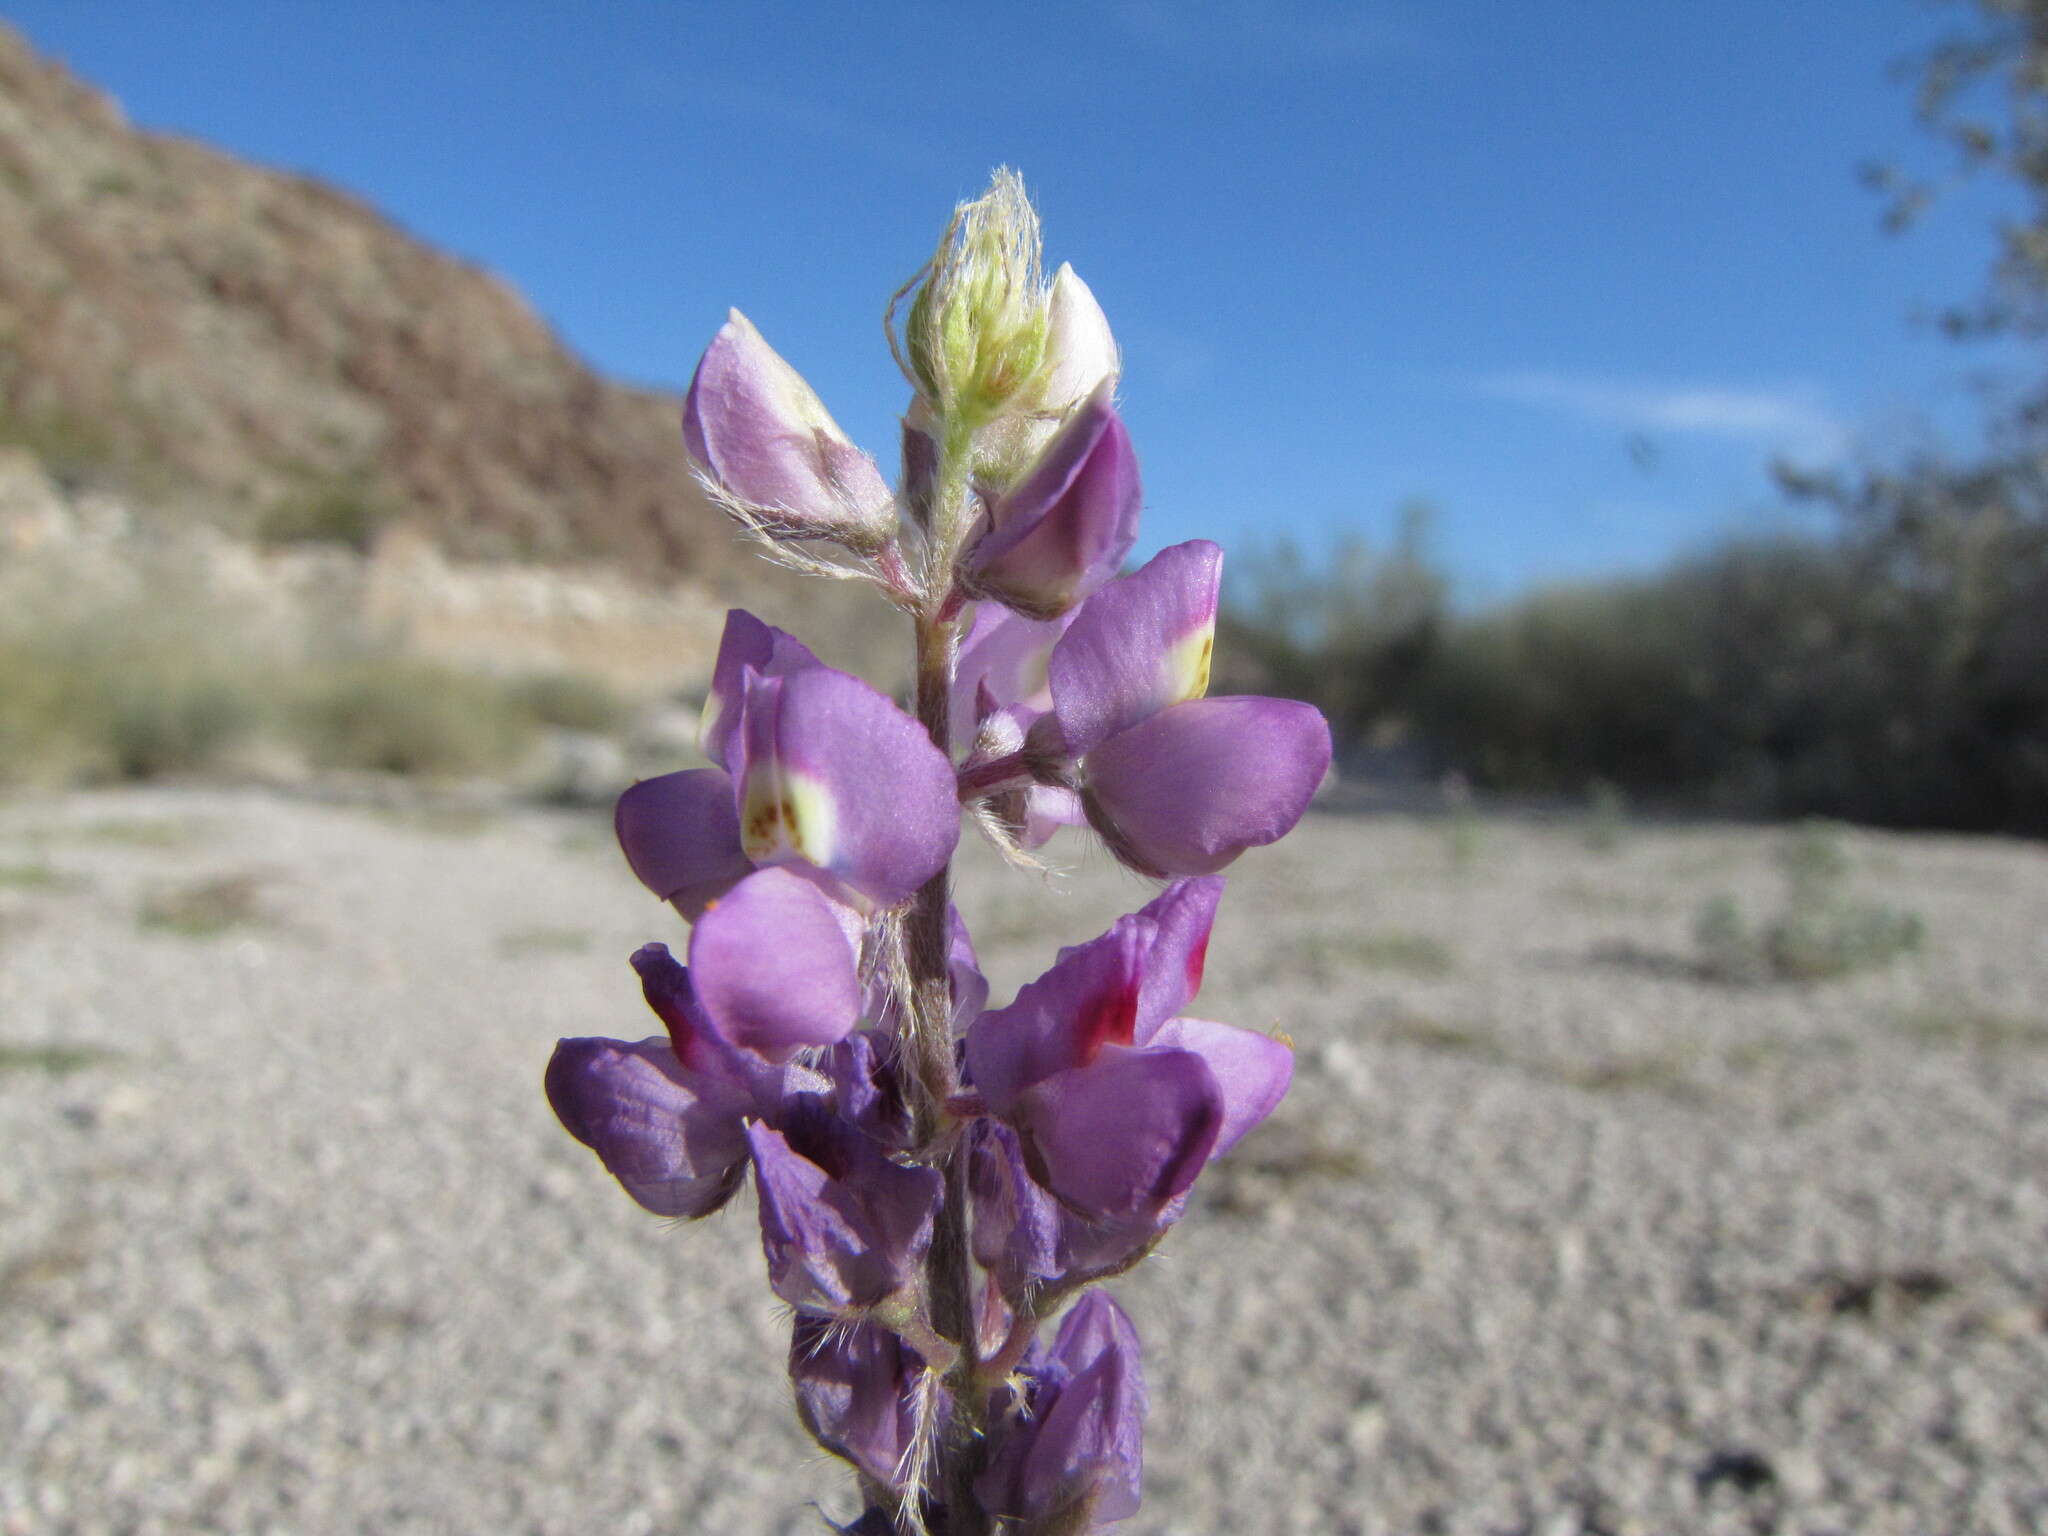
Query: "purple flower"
960 382 1142 621
953 604 1086 848
1038 542 1333 877
963 880 1292 1222
684 310 896 551
968 1120 1176 1300
792 1316 945 1493
544 864 867 1215
977 1291 1147 1526
616 611 959 917
543 1036 755 1218
748 1107 943 1315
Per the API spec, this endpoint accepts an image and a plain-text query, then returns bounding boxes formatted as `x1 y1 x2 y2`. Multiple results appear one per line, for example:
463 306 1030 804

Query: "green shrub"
506 670 625 734
258 471 390 552
295 661 539 777
1694 823 1923 984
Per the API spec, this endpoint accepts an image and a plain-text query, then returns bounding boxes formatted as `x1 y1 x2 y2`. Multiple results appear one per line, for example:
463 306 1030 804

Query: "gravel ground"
1 785 2043 1535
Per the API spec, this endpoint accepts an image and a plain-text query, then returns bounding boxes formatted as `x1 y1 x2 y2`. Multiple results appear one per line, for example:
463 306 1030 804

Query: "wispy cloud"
1477 371 1850 460
1111 0 1431 69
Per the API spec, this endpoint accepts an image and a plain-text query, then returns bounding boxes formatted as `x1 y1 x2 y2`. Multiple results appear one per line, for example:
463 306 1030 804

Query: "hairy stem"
903 443 991 1535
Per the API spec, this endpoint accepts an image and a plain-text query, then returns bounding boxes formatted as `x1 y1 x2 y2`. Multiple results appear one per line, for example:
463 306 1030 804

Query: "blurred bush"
1692 821 1924 984
291 660 540 777
1223 498 2047 834
0 592 628 787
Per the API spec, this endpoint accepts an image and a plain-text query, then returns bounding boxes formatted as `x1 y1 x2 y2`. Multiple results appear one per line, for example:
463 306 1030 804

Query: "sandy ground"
0 785 2043 1536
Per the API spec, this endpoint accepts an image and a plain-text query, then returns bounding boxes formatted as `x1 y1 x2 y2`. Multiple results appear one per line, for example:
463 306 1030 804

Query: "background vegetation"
1225 0 2048 836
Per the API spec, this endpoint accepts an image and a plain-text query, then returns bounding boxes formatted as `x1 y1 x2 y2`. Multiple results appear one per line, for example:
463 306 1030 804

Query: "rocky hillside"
0 22 742 580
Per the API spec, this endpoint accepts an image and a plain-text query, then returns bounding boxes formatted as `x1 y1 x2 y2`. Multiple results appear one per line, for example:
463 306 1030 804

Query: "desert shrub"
0 629 269 783
506 670 625 734
97 668 264 779
1221 504 1446 751
257 470 390 552
1694 821 1923 984
294 660 538 776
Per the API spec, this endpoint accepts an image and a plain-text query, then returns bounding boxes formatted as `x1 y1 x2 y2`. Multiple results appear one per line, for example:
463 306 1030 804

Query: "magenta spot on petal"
1076 979 1140 1063
1185 932 1210 1000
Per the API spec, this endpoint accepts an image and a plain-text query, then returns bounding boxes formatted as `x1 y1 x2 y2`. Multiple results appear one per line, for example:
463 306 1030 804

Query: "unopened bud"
906 169 1050 426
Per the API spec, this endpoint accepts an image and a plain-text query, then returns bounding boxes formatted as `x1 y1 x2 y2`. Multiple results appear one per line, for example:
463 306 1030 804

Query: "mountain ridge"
0 20 751 584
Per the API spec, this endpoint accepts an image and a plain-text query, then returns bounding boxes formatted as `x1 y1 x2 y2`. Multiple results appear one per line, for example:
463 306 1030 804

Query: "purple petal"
1048 540 1222 757
1146 1017 1292 1157
979 1291 1146 1523
1082 696 1332 877
962 383 1142 621
950 602 1074 753
749 1117 942 1313
969 1120 1065 1294
614 768 752 920
1014 1045 1223 1220
688 868 861 1060
970 1121 1171 1298
823 1030 912 1149
1129 877 1223 1043
965 921 1147 1114
544 1036 753 1218
699 609 823 770
1028 1294 1146 1522
791 1317 937 1491
950 905 990 1031
732 664 959 909
683 311 895 549
1019 785 1085 849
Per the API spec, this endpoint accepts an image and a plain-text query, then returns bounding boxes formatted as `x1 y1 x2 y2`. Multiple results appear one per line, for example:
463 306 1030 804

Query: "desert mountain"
0 21 752 583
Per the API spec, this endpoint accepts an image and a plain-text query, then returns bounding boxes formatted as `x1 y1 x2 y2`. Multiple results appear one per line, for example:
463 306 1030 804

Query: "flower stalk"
547 170 1332 1535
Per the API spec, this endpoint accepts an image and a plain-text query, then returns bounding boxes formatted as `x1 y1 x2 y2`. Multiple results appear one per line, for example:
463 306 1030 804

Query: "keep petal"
965 920 1147 1114
950 601 1074 753
978 1291 1146 1524
749 1117 942 1313
791 1316 937 1492
732 664 960 909
544 1036 752 1218
688 867 862 1060
699 608 823 769
683 310 895 550
1128 877 1223 1043
1013 1045 1223 1220
961 382 1141 621
614 768 752 920
1048 540 1222 756
1145 1017 1292 1157
1082 696 1332 877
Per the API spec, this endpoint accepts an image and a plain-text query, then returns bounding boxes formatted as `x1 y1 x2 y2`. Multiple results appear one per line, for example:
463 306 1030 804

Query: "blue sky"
5 1 2027 601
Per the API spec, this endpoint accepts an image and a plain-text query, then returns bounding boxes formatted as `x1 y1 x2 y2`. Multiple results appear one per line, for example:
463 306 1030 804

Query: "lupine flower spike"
548 169 1332 1534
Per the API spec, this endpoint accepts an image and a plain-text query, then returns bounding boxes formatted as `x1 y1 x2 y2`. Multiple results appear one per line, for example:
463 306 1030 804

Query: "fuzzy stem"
903 433 993 1536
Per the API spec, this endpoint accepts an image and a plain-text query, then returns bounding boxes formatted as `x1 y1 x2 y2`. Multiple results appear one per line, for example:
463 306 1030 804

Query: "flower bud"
1035 263 1120 416
960 381 1142 620
977 1292 1147 1527
749 1110 943 1315
791 1316 942 1493
905 169 1050 426
684 310 896 552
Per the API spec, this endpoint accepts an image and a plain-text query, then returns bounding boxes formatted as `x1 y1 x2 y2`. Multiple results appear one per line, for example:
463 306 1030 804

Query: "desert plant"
1695 821 1923 983
544 172 1332 1535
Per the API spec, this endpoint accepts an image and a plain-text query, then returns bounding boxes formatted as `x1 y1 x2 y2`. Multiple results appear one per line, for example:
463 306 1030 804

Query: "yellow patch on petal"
740 766 838 869
1160 621 1214 706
